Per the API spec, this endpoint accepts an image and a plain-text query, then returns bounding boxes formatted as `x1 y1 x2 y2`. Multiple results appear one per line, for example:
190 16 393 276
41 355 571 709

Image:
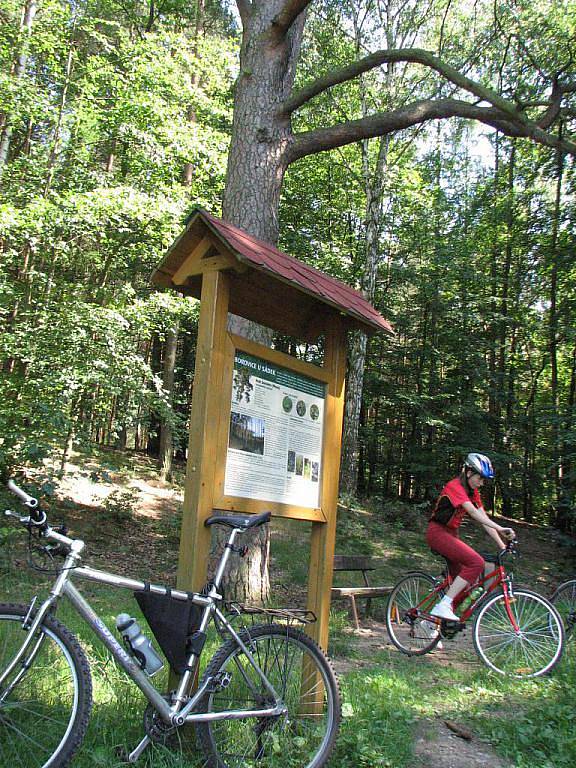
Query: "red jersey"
431 477 482 530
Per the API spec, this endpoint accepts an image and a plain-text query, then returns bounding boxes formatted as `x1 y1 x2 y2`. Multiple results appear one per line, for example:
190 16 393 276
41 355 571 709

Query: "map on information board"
224 351 326 508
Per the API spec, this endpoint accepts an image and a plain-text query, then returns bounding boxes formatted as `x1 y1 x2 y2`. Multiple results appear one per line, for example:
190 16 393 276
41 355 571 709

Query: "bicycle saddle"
205 511 271 529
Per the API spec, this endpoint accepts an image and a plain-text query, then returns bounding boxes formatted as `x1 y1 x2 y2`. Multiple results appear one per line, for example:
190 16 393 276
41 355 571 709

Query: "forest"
1 0 576 534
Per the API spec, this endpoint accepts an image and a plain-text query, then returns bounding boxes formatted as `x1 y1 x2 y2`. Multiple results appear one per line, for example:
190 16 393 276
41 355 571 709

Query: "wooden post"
176 270 230 592
306 317 347 650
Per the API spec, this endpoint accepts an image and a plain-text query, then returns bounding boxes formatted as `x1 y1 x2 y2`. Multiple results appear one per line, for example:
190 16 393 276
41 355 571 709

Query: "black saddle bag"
134 590 203 674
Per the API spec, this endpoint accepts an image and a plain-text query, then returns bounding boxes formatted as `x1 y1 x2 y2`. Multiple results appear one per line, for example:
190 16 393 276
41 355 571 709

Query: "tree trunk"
213 2 308 603
498 144 515 517
59 396 80 476
159 321 180 481
340 133 390 496
44 38 75 194
0 0 38 172
182 0 204 185
549 129 567 530
222 2 307 243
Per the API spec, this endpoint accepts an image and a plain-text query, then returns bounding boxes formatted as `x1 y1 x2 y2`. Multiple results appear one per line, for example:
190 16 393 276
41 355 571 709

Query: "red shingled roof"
196 209 393 336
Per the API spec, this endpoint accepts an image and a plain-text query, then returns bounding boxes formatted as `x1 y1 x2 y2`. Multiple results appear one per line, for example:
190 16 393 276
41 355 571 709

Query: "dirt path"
331 620 514 768
411 717 512 768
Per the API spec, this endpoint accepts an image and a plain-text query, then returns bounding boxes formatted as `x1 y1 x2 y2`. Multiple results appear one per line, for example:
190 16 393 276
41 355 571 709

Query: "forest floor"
5 449 575 768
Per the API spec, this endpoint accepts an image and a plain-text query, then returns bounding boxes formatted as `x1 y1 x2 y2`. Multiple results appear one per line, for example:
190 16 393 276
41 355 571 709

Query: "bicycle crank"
440 620 465 639
143 697 179 745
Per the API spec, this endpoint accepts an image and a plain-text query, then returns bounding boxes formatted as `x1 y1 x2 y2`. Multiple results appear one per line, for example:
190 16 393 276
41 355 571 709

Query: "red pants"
426 522 484 585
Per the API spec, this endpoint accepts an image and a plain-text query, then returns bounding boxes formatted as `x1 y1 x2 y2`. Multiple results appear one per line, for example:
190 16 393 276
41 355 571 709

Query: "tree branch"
236 1 251 27
279 47 529 123
286 98 576 164
537 79 576 129
271 0 313 37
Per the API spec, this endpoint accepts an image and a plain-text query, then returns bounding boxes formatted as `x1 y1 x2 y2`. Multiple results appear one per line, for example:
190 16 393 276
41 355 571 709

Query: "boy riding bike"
427 452 516 622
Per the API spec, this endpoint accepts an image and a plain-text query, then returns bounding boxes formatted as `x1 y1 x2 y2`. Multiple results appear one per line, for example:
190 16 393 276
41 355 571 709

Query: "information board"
224 351 326 508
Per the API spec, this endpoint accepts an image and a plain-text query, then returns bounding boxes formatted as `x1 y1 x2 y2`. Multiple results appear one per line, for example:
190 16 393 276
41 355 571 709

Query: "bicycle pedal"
207 671 232 692
440 620 465 639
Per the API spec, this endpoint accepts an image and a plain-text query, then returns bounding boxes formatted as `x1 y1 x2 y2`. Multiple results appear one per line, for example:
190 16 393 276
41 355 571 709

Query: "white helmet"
465 452 494 479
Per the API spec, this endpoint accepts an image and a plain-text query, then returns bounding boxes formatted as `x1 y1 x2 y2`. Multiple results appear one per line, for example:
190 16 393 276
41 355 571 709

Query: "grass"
1 451 575 767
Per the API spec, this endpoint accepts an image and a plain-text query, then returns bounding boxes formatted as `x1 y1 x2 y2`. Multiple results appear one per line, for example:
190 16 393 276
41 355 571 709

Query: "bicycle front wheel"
0 603 92 768
196 623 341 768
551 580 576 641
385 572 442 655
473 589 564 677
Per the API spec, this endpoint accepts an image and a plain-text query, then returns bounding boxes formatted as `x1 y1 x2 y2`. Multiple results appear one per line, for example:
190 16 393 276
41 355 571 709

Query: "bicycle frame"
0 524 286 743
415 558 520 629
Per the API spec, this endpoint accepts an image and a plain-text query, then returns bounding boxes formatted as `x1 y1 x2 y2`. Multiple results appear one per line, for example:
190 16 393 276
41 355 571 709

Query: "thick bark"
222 1 307 243
216 1 308 601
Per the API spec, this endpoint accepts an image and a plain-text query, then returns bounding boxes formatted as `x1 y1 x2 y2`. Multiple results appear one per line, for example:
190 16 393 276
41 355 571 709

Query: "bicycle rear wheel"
473 589 564 677
385 572 442 655
551 580 576 641
196 623 341 768
0 603 92 768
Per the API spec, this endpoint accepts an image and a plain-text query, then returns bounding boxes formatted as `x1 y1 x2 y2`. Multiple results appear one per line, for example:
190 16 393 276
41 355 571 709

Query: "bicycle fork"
0 595 59 704
500 580 521 633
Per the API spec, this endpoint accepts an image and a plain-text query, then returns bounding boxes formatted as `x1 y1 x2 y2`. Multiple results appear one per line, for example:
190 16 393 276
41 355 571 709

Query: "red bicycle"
385 541 565 678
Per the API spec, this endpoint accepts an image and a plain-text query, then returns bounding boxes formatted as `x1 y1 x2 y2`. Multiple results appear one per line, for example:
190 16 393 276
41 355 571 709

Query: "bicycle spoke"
386 573 441 655
551 580 576 640
474 590 564 677
0 607 91 768
197 624 339 768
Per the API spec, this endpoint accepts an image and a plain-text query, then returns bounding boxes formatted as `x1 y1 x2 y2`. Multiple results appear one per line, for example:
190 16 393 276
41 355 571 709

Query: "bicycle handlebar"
6 478 47 529
499 539 518 562
7 478 38 508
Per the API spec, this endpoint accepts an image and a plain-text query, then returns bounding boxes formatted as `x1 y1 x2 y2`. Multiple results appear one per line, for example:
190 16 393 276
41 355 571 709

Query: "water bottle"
460 586 483 612
470 586 484 602
116 614 164 676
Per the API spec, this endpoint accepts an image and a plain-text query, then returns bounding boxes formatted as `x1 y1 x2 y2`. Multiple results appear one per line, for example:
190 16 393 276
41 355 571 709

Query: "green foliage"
1 0 575 533
100 488 139 524
0 0 234 474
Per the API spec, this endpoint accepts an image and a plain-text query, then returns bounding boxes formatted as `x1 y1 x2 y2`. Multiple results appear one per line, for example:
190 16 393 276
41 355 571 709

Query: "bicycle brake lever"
5 509 30 524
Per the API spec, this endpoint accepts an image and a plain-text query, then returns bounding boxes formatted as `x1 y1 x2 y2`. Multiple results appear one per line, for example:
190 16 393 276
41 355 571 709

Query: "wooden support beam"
176 271 231 592
172 236 239 285
306 316 347 651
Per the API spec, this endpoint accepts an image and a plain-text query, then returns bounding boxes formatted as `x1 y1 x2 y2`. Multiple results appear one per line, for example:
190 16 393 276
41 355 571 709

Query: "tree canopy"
1 0 575 533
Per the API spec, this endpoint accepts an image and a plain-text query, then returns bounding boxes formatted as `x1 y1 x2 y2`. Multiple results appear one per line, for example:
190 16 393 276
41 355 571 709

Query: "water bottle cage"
123 635 147 670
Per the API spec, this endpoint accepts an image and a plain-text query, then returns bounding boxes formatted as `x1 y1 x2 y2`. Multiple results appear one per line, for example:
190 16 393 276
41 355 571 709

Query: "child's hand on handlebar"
500 527 516 541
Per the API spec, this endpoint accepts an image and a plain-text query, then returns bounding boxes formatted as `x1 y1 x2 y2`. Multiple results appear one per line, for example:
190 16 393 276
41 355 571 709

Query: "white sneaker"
430 600 459 622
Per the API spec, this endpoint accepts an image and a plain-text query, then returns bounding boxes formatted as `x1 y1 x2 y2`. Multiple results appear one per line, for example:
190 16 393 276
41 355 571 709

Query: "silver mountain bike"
0 479 341 768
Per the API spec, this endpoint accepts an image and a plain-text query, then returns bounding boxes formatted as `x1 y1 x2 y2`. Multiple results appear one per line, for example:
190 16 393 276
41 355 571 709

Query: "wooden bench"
331 555 393 629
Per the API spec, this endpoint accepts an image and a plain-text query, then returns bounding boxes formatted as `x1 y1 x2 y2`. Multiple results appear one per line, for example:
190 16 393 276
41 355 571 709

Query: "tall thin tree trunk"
60 396 80 476
499 145 515 517
182 1 204 185
549 127 567 529
340 133 390 494
0 0 38 172
159 321 180 481
44 38 75 194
